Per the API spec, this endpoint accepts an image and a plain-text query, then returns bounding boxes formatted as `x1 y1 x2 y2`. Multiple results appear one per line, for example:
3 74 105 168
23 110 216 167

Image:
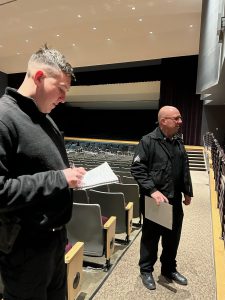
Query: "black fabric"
139 195 183 274
163 137 183 192
131 127 192 275
0 87 73 299
0 228 67 300
0 88 72 231
131 127 193 199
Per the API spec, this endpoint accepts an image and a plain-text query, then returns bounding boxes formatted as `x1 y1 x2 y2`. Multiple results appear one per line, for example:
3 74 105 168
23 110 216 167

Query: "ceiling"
0 0 202 109
66 81 160 109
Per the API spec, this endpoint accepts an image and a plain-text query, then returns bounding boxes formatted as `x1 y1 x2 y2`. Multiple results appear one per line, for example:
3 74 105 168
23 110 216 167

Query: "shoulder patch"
134 155 140 162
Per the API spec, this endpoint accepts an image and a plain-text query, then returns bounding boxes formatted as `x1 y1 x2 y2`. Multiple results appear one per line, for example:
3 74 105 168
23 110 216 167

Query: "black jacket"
131 127 193 199
0 88 72 231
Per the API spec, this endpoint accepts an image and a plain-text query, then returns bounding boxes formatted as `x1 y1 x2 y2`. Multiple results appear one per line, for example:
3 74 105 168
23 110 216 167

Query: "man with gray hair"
131 105 193 291
0 45 86 299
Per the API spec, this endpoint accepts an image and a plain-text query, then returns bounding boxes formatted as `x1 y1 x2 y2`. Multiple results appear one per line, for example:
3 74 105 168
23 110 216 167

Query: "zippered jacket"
0 88 72 231
131 127 193 198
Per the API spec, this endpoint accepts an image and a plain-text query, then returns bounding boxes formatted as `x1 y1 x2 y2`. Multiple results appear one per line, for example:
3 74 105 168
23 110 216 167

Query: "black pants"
0 227 67 300
139 196 184 274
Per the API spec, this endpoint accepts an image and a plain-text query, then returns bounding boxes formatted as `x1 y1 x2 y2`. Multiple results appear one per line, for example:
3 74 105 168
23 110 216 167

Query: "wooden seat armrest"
65 242 84 264
65 242 84 300
125 202 133 236
104 216 116 260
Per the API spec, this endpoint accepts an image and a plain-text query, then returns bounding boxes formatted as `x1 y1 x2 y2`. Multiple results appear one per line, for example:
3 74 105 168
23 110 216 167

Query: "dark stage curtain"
159 56 202 145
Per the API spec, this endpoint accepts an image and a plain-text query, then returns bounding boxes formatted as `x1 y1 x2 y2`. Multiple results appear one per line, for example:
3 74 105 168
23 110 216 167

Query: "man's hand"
62 167 86 188
183 194 192 205
151 190 168 206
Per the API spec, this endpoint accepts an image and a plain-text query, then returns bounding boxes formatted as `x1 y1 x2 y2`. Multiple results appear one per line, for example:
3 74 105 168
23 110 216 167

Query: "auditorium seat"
88 190 133 244
121 175 136 184
65 242 84 300
66 203 116 271
72 189 89 203
108 183 140 222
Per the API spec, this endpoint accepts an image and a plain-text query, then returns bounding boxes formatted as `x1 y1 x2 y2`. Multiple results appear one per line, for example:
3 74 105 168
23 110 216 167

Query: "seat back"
121 175 136 184
109 183 140 218
66 203 104 257
89 184 109 192
88 190 126 234
72 189 89 203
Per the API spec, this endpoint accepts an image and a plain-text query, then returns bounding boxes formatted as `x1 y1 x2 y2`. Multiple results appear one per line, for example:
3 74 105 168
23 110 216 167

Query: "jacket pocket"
149 162 168 187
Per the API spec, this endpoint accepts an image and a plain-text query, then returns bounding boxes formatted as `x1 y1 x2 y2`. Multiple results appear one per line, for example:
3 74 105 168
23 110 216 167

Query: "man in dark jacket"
131 105 193 290
0 45 86 300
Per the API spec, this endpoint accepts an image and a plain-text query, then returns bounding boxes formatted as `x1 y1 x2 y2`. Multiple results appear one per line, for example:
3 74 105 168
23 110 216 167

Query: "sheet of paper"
78 162 119 190
145 196 173 230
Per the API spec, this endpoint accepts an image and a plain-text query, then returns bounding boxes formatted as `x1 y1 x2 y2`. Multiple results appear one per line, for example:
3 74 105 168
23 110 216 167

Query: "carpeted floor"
92 171 217 300
76 225 142 299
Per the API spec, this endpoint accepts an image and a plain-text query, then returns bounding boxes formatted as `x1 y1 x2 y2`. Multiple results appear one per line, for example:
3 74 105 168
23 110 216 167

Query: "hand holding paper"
77 162 119 190
145 196 173 230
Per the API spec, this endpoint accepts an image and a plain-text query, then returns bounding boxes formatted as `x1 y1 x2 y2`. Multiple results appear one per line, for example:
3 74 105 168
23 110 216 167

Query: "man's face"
163 110 182 136
35 71 71 113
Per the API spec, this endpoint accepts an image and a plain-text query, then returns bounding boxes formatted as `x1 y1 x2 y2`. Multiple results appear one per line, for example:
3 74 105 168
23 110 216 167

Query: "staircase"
185 147 207 171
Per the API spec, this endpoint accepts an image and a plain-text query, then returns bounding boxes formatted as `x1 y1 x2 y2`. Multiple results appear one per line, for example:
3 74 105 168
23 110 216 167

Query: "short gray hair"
28 44 75 80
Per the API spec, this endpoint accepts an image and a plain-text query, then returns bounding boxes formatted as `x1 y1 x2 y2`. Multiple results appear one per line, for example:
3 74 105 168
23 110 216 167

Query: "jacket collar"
5 87 46 120
150 127 183 143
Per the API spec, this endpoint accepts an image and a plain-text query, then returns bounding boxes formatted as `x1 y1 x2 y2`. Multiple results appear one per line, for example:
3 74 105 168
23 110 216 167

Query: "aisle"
93 171 216 300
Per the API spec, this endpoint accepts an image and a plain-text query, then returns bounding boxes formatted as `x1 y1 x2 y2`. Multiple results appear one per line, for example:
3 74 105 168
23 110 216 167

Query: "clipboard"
145 196 173 230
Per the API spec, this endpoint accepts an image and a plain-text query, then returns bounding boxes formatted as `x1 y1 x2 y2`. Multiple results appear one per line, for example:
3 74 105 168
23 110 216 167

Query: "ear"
34 70 44 84
161 118 166 125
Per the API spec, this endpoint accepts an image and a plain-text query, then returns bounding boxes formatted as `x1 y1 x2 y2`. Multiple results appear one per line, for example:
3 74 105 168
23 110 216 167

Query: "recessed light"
25 39 29 43
149 31 153 34
189 24 193 28
107 38 111 41
77 14 82 18
28 25 33 29
56 34 60 37
139 18 143 22
72 43 76 47
93 27 97 30
131 7 135 10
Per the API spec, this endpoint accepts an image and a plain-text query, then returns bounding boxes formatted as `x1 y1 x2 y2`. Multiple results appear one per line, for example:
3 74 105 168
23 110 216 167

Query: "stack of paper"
78 162 119 190
145 196 173 230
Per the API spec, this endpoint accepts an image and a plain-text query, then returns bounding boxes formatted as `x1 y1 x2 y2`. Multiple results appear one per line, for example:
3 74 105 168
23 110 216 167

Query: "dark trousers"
139 196 183 274
0 227 67 300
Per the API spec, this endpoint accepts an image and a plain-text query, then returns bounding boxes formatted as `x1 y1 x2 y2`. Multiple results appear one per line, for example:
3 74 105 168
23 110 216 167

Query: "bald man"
131 105 193 290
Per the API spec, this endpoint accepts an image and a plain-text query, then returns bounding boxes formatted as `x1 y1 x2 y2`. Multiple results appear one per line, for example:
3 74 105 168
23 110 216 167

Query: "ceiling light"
189 24 193 28
93 27 97 30
56 34 60 37
107 38 111 41
28 25 33 29
72 43 76 47
139 18 143 22
16 52 20 55
25 39 29 43
131 7 135 10
149 31 153 34
77 14 82 18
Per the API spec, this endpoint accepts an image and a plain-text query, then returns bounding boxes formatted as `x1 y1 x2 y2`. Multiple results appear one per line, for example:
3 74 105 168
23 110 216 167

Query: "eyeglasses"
164 116 182 122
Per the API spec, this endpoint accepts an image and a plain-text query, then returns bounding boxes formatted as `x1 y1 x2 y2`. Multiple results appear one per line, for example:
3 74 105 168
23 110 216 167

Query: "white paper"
145 196 173 230
78 162 119 190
